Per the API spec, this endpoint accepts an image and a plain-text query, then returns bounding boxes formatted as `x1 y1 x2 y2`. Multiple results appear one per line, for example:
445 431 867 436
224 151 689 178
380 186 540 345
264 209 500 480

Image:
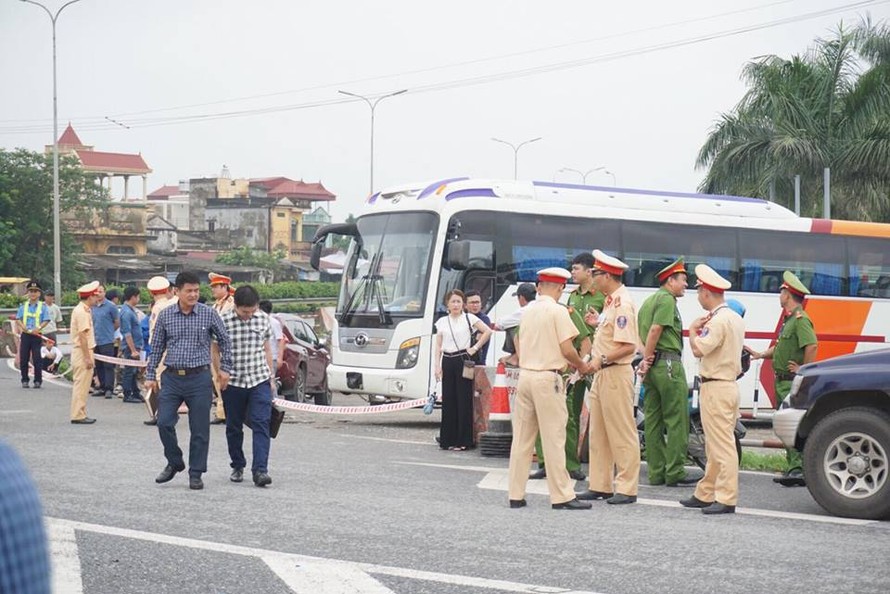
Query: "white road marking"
45 517 605 593
0 409 35 415
263 555 395 593
395 461 880 526
339 434 435 446
47 522 84 594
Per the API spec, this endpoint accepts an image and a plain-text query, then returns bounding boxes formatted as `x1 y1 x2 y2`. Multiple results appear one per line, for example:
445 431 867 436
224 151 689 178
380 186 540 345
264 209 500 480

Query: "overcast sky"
2 0 887 221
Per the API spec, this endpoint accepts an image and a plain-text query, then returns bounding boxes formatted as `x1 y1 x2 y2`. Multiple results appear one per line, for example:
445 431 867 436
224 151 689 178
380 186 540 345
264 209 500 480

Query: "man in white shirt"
41 339 63 374
259 300 286 395
42 290 64 344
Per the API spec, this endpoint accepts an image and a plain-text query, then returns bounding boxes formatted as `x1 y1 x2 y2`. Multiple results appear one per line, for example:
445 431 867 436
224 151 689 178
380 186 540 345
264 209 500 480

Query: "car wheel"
288 366 306 403
804 407 890 520
313 389 332 406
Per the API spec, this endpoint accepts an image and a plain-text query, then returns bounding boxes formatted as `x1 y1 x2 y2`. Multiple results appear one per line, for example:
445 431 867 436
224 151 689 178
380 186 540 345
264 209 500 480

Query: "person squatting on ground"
464 289 494 443
119 286 145 404
434 289 492 450
680 264 746 515
507 267 595 510
221 285 275 487
70 282 100 425
578 250 641 505
90 284 120 399
40 338 62 374
147 271 233 491
530 252 603 482
209 272 235 425
746 270 817 487
637 257 699 487
17 280 50 389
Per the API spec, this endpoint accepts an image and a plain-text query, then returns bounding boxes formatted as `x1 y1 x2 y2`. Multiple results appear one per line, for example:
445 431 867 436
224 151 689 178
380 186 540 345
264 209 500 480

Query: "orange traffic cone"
479 362 512 458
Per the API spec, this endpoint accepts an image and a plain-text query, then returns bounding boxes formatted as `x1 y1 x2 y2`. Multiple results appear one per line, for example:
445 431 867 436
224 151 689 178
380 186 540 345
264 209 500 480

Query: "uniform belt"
165 365 209 376
653 351 682 363
700 377 733 383
774 370 796 381
520 368 562 374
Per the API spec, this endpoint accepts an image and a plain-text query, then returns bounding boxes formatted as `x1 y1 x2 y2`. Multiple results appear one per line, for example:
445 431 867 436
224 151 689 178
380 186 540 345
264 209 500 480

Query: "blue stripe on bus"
445 188 497 200
533 181 767 204
367 191 381 204
418 177 470 200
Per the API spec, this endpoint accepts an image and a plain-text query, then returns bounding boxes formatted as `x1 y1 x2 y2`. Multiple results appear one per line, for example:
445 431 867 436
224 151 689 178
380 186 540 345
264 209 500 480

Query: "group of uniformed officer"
507 249 817 513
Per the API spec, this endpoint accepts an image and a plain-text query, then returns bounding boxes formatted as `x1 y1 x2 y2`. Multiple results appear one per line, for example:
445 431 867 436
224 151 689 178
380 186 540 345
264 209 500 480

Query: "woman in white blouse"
434 290 492 450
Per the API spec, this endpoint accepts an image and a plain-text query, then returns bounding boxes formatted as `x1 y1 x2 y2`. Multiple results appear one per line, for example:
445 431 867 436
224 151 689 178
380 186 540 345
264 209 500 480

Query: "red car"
276 314 332 405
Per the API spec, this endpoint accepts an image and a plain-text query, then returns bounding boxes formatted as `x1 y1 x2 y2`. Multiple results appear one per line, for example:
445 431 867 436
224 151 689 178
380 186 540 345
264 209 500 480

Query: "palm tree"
697 19 890 221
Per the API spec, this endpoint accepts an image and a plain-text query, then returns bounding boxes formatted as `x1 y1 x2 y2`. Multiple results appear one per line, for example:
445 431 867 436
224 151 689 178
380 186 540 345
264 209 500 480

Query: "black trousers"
93 343 115 392
19 333 42 384
439 352 475 449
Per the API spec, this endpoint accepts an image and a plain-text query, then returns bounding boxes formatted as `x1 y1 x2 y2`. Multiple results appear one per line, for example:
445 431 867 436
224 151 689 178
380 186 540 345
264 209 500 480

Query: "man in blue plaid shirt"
0 440 50 594
221 285 275 487
147 271 232 491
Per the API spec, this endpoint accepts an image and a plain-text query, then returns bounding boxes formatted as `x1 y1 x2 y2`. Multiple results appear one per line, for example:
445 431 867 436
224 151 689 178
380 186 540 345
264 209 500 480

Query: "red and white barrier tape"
272 397 426 415
94 353 147 368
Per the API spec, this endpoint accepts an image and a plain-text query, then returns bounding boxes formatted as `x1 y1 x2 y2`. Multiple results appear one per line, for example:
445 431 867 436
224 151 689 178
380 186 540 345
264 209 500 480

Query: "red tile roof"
253 178 335 201
58 123 83 147
147 185 180 199
75 150 152 174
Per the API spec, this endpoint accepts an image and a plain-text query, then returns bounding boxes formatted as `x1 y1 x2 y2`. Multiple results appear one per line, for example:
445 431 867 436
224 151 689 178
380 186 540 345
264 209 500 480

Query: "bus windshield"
338 212 437 327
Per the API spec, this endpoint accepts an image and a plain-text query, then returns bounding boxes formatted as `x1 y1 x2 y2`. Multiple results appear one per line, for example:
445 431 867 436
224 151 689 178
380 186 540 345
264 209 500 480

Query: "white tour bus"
311 178 890 409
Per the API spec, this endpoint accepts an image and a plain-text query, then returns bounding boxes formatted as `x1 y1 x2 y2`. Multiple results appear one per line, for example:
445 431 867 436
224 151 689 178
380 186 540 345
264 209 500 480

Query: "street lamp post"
338 89 407 195
491 137 542 180
557 167 606 184
21 0 83 299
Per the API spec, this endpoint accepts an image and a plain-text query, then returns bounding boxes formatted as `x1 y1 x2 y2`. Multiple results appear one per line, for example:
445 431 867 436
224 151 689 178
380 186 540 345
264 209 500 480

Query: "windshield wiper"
340 250 382 326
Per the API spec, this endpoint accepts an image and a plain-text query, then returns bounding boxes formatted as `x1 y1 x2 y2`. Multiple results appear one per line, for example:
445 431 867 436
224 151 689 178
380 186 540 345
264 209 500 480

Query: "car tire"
288 366 306 403
803 407 890 521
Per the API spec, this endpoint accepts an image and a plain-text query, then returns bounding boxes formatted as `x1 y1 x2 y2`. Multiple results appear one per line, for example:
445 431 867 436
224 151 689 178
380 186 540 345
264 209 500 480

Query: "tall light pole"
21 0 83 298
557 167 605 184
339 89 407 195
491 136 542 180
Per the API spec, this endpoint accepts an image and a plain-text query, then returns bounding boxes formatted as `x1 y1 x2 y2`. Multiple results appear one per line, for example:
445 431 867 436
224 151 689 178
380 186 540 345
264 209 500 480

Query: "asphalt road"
2 360 889 594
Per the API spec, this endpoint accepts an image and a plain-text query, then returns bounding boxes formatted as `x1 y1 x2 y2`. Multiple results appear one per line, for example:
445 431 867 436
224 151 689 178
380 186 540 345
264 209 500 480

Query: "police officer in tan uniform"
578 250 641 505
70 281 100 424
680 265 745 515
143 276 176 426
507 267 594 510
209 272 235 424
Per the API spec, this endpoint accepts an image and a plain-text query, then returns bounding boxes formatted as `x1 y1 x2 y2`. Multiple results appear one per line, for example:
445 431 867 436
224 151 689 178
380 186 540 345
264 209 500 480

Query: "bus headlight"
396 338 420 369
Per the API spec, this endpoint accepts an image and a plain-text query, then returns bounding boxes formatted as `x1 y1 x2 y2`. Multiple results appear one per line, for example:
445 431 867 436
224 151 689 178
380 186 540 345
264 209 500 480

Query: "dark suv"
276 314 332 406
772 348 890 520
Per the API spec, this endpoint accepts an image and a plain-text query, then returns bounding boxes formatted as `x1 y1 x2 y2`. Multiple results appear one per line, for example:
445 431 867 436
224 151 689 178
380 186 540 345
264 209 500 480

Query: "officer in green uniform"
529 252 604 481
748 270 817 486
638 258 699 486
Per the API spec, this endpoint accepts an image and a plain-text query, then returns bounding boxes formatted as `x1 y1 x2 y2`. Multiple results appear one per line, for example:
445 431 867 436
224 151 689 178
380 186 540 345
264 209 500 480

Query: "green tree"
697 19 890 221
216 246 285 278
0 148 109 287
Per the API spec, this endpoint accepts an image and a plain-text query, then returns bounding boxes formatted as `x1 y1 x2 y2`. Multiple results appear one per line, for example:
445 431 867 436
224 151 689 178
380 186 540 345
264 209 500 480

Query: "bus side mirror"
310 241 324 271
445 240 470 270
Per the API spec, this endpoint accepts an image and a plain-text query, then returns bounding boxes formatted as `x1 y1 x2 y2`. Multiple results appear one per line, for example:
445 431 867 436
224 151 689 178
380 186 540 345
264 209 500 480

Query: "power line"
1 0 884 134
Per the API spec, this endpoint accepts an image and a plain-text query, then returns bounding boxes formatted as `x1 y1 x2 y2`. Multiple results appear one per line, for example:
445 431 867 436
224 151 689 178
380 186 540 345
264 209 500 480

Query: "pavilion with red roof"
47 124 152 200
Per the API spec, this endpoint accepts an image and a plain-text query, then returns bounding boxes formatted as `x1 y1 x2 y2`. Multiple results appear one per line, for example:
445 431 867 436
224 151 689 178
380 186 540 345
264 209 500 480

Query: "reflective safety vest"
22 301 44 330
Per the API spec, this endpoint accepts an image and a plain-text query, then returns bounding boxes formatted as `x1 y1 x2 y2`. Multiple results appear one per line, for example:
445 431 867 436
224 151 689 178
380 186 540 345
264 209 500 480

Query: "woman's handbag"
461 360 476 380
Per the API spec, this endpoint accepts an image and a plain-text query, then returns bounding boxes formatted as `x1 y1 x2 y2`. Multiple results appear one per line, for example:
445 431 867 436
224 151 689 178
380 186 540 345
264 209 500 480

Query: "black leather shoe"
104 393 113 399
552 498 592 510
189 476 204 490
90 390 105 398
230 468 244 483
22 382 30 389
155 463 185 484
210 417 225 425
509 499 527 509
528 468 547 480
143 418 158 426
70 418 96 424
568 469 587 481
122 397 143 403
679 495 713 508
253 471 272 487
606 493 637 505
702 502 735 514
773 468 806 487
32 382 41 389
576 490 613 501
